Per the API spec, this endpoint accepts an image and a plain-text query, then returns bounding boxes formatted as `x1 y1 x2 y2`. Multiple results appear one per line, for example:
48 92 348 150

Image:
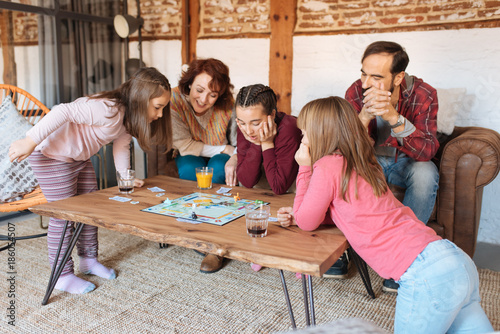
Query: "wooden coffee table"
30 176 373 328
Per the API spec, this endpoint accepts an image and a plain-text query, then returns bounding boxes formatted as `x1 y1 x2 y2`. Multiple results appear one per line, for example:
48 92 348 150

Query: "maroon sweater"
236 112 302 195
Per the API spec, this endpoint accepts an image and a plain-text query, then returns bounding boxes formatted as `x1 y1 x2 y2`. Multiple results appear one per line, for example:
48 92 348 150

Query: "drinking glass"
245 204 270 238
116 169 135 194
196 167 213 190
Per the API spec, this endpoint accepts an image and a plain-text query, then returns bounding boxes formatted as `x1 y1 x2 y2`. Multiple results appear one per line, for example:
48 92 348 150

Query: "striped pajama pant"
29 151 99 276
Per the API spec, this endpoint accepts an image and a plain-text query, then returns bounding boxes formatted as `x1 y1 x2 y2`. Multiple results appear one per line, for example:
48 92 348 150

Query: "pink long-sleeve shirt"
293 155 440 280
26 97 132 172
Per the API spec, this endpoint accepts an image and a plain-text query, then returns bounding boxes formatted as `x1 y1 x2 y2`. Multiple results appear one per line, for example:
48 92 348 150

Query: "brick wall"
6 12 38 45
295 0 500 34
129 0 182 40
133 0 271 39
4 0 183 45
198 0 270 37
6 0 500 43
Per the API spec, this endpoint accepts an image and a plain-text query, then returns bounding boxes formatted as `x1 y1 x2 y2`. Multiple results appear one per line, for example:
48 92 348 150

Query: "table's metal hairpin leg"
301 274 311 326
308 274 316 326
301 274 316 326
347 247 375 299
42 222 85 305
279 270 297 329
46 222 69 288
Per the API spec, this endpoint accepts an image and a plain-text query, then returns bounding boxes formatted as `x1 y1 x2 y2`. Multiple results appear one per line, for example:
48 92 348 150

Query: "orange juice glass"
196 167 213 190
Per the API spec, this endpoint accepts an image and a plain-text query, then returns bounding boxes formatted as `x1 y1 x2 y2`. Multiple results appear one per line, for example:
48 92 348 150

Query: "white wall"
130 40 183 87
134 38 270 91
197 38 270 93
0 45 41 100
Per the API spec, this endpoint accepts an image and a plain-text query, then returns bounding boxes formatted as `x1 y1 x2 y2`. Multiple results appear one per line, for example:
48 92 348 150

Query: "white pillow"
0 95 38 203
436 88 466 135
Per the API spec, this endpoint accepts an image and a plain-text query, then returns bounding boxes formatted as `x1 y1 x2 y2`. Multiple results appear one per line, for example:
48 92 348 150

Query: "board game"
142 192 268 226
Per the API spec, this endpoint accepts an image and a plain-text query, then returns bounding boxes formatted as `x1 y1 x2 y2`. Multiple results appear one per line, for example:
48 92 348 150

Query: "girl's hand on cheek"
259 115 277 144
260 116 277 151
294 143 311 166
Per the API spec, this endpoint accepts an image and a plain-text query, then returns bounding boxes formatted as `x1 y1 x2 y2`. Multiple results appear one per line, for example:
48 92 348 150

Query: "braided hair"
235 84 277 115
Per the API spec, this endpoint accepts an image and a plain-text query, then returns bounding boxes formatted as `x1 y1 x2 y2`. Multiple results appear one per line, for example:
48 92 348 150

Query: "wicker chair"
0 84 49 226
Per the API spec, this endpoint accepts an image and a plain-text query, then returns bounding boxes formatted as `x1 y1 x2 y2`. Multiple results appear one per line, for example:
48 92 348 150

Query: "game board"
142 192 268 226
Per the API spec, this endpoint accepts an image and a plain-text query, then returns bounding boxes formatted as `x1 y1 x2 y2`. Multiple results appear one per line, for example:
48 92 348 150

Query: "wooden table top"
29 176 347 276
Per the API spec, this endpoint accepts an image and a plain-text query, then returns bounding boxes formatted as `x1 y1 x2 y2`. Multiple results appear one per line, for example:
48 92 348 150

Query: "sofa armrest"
436 126 500 256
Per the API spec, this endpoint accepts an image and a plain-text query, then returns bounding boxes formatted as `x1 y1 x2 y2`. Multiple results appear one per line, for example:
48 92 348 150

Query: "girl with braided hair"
235 84 302 272
235 84 301 195
9 67 172 294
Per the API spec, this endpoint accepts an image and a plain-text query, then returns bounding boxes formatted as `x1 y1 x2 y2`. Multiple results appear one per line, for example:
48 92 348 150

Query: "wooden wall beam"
188 0 199 62
181 0 189 64
181 0 199 64
269 0 296 115
0 10 17 85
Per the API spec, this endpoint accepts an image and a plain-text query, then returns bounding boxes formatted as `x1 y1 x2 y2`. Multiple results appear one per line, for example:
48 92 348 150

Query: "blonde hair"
297 96 387 201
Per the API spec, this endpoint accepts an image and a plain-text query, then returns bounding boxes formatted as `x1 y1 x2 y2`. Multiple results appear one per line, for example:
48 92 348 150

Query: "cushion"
436 88 466 135
0 95 38 203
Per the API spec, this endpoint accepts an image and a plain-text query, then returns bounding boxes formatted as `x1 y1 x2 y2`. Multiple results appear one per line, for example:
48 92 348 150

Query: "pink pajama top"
26 97 132 173
293 154 441 280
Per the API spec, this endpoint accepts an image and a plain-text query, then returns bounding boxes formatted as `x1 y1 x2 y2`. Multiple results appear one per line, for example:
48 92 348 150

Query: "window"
0 0 123 107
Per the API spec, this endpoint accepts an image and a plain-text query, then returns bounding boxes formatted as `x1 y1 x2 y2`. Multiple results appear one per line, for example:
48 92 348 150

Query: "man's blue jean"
395 239 493 334
376 155 439 224
175 154 230 184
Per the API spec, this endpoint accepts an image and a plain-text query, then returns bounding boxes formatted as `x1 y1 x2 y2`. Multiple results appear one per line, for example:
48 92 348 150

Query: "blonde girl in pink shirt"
277 97 492 333
9 67 172 295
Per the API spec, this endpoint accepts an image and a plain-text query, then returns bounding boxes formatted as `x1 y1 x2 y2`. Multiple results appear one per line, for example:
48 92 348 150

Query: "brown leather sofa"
390 126 500 257
147 126 500 258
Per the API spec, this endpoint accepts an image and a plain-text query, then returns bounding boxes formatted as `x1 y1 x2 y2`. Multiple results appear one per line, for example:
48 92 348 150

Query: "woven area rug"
1 218 498 334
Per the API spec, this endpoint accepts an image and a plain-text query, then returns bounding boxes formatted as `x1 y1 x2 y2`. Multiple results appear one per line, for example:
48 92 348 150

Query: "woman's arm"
199 144 234 158
171 109 205 156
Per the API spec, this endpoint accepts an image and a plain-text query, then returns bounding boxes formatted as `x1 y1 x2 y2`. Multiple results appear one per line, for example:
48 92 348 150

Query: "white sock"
79 258 116 280
55 273 95 294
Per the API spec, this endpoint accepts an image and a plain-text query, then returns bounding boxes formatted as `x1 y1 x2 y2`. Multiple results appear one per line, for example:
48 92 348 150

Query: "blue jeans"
175 154 230 184
395 239 493 334
376 155 439 224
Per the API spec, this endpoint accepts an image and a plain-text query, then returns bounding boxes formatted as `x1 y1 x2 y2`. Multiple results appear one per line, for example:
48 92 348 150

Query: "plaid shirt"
345 75 439 161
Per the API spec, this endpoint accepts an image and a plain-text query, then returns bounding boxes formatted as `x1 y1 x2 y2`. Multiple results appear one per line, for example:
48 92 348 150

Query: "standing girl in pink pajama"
9 67 172 294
